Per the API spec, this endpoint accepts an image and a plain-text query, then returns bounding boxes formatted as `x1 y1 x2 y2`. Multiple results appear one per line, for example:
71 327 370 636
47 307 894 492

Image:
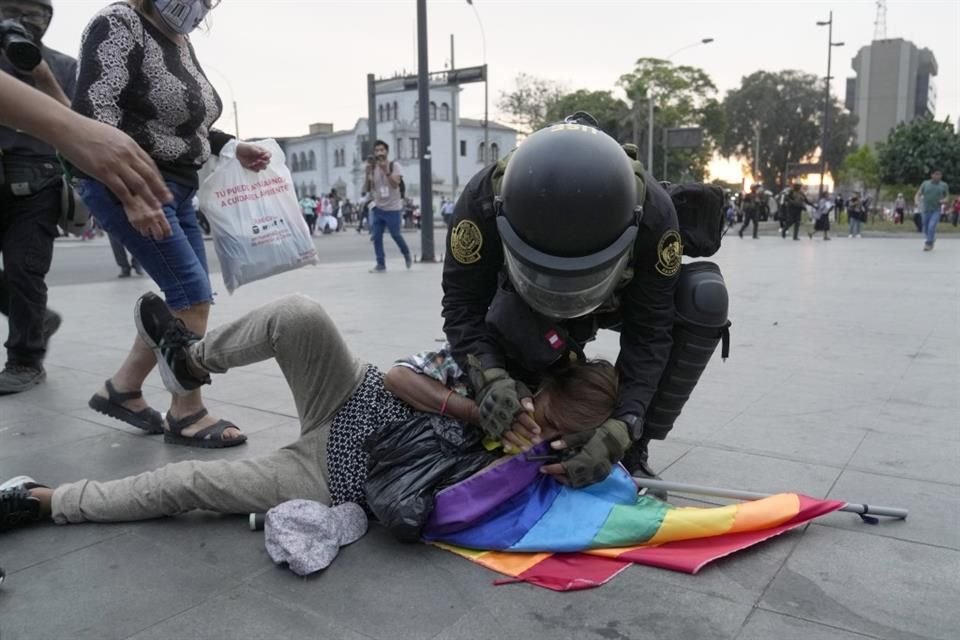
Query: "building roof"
458 118 517 133
274 116 516 147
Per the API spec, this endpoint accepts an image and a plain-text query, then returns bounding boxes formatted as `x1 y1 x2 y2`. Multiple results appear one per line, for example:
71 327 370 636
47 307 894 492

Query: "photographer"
0 0 76 394
365 140 411 272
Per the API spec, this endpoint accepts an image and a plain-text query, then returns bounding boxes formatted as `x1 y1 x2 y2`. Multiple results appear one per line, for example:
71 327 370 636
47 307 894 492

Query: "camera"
0 19 42 72
366 155 376 164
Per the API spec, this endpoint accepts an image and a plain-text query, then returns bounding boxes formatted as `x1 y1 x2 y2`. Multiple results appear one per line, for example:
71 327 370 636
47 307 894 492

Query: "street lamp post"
647 38 713 177
816 12 844 195
416 0 436 262
466 0 488 163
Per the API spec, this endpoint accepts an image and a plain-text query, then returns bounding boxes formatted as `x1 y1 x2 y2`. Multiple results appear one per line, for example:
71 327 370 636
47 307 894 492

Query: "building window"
392 101 398 121
477 142 485 163
490 143 500 163
396 138 404 160
309 182 317 197
411 137 420 159
440 102 450 121
308 150 316 170
299 152 307 171
291 154 300 172
429 101 437 120
413 100 418 120
460 140 467 157
378 104 384 122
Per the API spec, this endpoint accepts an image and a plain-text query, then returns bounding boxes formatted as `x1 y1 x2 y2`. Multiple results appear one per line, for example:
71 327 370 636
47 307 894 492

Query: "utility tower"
873 0 887 40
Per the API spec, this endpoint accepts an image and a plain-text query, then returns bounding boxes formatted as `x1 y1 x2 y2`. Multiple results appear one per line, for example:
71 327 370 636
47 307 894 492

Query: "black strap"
720 322 731 361
104 379 144 402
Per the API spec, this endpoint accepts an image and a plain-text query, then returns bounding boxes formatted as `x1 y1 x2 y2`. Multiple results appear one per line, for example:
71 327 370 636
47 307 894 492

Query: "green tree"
619 58 724 181
542 89 631 142
496 73 565 134
721 70 854 190
838 145 882 203
876 117 960 189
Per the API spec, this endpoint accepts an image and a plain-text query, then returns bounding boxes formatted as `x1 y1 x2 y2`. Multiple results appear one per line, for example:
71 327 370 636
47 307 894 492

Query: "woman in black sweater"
72 0 270 447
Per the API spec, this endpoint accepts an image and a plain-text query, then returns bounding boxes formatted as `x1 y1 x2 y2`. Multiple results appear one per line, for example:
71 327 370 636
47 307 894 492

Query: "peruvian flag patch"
545 330 566 351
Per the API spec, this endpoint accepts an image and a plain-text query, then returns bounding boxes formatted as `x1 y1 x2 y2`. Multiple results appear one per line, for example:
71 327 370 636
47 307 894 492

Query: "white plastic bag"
198 139 317 293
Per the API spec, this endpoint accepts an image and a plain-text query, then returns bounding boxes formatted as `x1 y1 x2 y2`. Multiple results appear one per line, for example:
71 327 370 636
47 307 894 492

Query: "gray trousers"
52 295 366 524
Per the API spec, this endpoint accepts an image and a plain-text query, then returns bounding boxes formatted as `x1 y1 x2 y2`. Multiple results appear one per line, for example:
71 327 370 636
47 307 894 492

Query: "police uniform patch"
655 229 683 277
450 220 484 264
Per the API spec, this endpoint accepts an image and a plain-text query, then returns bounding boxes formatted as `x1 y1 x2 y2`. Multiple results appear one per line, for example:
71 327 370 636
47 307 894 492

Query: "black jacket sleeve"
441 166 506 373
615 177 681 421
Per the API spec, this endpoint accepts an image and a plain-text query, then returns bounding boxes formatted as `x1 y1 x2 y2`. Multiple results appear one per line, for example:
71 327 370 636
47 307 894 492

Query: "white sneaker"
856 234 862 238
0 475 45 491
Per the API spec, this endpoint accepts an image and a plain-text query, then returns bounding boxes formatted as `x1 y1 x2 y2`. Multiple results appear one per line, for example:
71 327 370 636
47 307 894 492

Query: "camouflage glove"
467 357 531 441
560 418 632 488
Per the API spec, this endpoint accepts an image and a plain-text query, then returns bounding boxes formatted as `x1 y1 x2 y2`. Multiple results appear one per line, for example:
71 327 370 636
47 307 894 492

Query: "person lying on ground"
1 293 617 529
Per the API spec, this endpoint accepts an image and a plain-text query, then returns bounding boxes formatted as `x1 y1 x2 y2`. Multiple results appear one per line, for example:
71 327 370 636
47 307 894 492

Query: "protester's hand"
124 194 172 241
56 116 172 215
237 143 271 172
540 418 631 488
500 397 542 453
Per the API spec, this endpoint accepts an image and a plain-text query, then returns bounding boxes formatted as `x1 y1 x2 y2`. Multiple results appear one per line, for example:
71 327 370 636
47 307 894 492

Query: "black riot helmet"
496 119 641 319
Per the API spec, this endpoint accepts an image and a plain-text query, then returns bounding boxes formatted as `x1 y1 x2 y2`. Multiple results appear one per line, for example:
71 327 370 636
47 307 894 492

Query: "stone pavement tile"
0 412 113 461
737 610 880 640
430 558 754 640
706 412 867 466
128 514 274 583
662 446 841 498
818 470 960 550
0 533 232 640
847 431 960 485
246 526 470 640
124 585 369 640
647 438 693 474
0 522 128 576
759 525 960 640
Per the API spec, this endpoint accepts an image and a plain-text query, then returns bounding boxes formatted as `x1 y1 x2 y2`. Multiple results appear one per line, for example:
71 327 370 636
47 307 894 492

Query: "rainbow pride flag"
423 445 843 591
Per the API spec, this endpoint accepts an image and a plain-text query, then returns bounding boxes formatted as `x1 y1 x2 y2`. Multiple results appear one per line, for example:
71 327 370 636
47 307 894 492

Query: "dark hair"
539 360 618 434
374 140 389 152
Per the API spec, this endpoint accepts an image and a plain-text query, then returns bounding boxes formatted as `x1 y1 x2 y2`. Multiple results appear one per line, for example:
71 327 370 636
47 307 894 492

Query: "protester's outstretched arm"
0 74 172 227
384 365 480 426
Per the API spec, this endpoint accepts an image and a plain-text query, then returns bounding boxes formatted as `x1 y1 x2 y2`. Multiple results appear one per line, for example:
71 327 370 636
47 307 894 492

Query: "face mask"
151 0 211 35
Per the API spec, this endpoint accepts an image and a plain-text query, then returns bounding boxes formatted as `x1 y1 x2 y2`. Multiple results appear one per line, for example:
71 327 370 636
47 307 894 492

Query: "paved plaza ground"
1 232 958 640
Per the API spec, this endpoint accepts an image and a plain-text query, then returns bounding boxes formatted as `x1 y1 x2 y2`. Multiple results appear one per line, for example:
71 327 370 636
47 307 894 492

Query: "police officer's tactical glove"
560 418 632 488
467 358 532 441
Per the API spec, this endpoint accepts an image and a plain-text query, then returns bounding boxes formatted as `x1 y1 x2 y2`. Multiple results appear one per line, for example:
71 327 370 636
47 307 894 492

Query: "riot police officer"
442 118 689 489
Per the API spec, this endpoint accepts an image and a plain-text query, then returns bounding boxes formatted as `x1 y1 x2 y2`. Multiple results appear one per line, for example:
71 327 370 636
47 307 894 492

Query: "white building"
279 88 517 203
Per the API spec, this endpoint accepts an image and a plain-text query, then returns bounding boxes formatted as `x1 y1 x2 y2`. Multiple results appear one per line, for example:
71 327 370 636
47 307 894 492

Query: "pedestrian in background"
809 192 832 241
108 232 143 277
781 183 809 241
915 169 949 252
365 140 411 272
847 194 864 238
299 194 317 235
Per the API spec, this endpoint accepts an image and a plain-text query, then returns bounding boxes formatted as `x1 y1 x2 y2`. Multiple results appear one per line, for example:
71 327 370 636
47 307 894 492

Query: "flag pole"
632 477 908 522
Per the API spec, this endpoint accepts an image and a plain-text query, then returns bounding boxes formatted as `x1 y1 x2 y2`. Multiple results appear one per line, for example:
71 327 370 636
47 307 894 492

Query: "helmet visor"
504 249 631 319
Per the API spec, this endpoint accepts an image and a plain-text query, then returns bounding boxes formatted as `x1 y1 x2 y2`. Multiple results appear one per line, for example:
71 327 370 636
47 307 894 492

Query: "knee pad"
644 262 730 440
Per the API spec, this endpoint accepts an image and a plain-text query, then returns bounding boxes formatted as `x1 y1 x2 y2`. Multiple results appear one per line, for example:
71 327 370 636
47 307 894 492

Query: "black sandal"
164 409 247 449
88 380 164 434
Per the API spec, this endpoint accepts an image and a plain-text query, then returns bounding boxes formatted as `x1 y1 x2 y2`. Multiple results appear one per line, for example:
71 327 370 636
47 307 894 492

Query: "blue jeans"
77 179 212 310
371 207 410 268
848 217 862 236
921 210 940 246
